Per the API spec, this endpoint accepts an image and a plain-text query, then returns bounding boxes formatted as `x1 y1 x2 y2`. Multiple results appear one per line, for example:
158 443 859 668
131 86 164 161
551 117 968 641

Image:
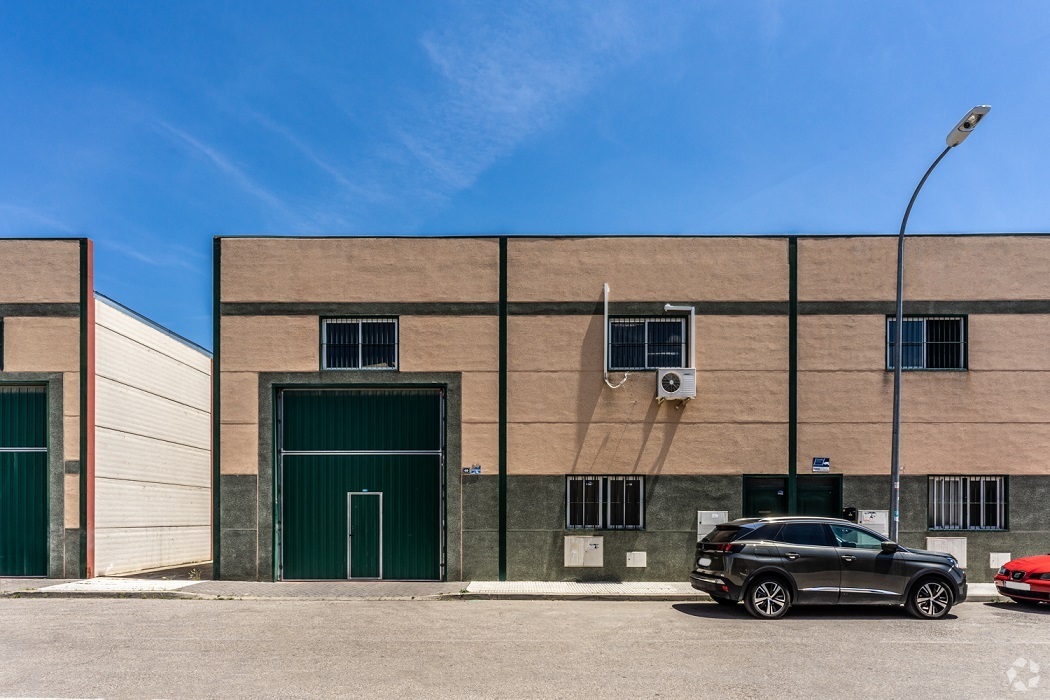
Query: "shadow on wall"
571 308 684 475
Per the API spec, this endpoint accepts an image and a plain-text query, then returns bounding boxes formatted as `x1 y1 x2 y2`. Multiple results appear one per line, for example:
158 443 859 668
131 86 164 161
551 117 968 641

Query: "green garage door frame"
276 387 446 581
0 385 49 577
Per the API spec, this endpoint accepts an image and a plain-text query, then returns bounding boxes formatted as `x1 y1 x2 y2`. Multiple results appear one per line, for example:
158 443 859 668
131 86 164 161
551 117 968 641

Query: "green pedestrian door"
0 386 49 577
348 492 382 579
278 388 444 581
743 475 843 519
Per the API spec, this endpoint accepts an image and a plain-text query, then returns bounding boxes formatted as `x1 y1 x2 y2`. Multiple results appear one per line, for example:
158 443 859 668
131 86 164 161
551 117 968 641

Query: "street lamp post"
889 105 991 542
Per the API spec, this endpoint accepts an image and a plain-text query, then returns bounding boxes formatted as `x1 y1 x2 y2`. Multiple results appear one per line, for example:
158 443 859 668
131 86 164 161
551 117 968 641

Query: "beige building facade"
0 238 212 578
214 234 1050 584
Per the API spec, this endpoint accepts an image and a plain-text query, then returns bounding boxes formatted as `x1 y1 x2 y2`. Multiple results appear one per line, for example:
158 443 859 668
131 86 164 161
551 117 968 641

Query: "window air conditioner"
656 368 696 401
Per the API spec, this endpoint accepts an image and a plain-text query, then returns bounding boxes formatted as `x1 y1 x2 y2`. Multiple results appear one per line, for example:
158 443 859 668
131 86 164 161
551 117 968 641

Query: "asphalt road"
1 598 1047 700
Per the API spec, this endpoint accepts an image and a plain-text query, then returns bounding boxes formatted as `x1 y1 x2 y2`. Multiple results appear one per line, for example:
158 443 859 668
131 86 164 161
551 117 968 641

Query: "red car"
995 554 1050 605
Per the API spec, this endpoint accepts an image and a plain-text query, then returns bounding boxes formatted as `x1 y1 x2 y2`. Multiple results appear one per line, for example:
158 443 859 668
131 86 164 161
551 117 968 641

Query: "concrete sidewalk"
0 577 1001 602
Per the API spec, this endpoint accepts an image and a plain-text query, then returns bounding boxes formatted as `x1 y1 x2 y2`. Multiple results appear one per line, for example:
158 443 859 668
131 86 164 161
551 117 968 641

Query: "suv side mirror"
881 540 899 553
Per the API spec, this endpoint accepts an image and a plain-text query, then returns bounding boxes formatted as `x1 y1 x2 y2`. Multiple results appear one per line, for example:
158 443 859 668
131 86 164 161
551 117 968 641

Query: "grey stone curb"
1 590 1004 603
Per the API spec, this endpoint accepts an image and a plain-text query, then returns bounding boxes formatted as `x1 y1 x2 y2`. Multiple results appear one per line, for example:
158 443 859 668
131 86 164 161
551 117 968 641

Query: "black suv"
690 516 967 619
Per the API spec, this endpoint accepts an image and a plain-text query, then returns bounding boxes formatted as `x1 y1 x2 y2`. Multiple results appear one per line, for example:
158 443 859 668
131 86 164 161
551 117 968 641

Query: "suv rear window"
774 523 831 547
704 527 741 543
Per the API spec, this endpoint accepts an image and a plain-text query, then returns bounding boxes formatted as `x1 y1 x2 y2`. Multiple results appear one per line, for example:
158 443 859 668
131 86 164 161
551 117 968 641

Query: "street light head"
946 105 991 147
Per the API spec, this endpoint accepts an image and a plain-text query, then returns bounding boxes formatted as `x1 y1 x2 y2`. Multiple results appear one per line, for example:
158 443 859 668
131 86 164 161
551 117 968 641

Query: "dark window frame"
565 475 645 531
885 315 968 371
0 317 4 371
320 317 399 371
927 475 1008 531
608 316 687 371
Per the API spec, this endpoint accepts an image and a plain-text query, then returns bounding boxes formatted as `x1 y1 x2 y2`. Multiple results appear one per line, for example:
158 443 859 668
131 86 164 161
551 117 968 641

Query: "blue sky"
1 2 1048 347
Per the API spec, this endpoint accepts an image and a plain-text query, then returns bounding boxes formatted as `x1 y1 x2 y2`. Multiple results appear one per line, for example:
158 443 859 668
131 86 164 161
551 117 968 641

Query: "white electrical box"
926 537 967 568
990 552 1012 570
698 511 729 541
858 510 889 537
626 551 647 568
564 536 604 567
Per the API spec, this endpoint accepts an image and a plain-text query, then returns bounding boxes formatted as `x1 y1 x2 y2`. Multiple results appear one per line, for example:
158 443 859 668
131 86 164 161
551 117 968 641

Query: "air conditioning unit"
657 368 696 401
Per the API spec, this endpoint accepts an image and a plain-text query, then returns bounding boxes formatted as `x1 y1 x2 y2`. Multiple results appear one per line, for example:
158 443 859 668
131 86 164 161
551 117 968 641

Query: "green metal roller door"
0 386 49 577
277 388 444 581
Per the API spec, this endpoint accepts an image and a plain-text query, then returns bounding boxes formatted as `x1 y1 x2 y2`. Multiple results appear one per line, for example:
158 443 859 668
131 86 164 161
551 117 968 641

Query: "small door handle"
785 552 800 560
841 555 856 563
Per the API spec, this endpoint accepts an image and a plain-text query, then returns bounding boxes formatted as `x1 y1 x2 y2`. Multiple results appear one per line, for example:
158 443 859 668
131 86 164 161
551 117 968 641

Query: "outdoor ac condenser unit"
657 368 696 401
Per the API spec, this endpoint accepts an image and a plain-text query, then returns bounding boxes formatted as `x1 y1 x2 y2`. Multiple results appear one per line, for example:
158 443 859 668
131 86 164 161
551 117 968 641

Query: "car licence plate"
698 557 712 567
1003 581 1031 591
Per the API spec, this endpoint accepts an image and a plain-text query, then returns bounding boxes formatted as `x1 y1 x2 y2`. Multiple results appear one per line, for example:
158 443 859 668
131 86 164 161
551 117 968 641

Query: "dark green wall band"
220 299 1050 318
0 303 80 317
799 300 1050 315
222 302 499 317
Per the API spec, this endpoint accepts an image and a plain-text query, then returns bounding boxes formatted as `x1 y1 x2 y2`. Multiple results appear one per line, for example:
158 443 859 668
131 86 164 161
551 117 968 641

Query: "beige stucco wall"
217 236 1049 482
508 237 788 302
506 313 788 475
510 422 787 475
2 317 80 372
0 240 80 303
799 235 1050 301
221 237 500 303
798 309 1050 475
2 318 82 462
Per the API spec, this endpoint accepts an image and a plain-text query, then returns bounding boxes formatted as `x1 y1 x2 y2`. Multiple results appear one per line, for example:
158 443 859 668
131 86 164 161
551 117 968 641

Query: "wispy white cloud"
155 119 291 214
391 2 681 203
0 203 79 234
244 108 391 206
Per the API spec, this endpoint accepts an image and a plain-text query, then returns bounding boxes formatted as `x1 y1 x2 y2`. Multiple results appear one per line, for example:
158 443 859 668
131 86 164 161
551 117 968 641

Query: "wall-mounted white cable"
603 283 628 389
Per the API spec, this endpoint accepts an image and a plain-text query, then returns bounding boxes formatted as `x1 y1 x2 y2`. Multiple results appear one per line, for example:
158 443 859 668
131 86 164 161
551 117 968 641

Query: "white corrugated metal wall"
94 296 211 575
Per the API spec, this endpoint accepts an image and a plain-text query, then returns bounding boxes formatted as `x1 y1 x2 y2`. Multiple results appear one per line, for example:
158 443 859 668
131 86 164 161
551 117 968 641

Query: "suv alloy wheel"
744 577 791 619
906 577 953 619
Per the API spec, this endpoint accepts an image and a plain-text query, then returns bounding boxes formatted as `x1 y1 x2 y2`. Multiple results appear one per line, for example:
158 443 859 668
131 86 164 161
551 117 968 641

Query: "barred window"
929 476 1006 530
322 318 398 370
609 316 686 370
886 316 966 370
566 476 644 530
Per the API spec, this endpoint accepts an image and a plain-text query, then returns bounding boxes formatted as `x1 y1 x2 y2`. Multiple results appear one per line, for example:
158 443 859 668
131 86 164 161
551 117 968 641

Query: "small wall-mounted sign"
464 464 482 475
812 457 831 473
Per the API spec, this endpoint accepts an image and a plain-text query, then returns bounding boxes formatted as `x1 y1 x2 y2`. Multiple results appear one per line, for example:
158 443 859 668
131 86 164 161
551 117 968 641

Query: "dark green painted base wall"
462 474 1050 583
462 475 744 582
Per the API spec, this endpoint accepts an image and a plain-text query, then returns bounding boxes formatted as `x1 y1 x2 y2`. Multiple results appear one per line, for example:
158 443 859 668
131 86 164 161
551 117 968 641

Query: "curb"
1 590 1004 603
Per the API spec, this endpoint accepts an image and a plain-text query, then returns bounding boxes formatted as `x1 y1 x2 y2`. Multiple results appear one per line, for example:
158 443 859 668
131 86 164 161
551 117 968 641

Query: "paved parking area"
0 598 1046 699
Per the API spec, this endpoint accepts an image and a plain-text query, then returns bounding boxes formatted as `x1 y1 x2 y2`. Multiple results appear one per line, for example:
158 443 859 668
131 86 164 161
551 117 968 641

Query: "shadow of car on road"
672 602 958 621
983 601 1050 615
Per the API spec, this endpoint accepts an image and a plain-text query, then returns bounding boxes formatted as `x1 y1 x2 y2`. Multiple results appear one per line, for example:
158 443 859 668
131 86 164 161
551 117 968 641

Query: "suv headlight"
946 556 958 568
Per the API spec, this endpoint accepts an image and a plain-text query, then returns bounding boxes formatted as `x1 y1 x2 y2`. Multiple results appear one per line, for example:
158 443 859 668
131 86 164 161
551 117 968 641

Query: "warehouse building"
213 234 1049 584
0 238 211 577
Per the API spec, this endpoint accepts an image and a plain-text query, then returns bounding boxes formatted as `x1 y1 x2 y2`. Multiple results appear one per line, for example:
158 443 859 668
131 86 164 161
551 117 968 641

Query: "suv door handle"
841 555 856 563
784 552 800 560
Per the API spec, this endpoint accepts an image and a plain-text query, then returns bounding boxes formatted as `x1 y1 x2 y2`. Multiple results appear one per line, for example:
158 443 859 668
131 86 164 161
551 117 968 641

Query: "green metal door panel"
797 476 842 518
0 452 48 576
0 386 48 577
281 389 442 452
281 455 442 580
743 477 788 518
0 386 47 448
348 493 381 578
